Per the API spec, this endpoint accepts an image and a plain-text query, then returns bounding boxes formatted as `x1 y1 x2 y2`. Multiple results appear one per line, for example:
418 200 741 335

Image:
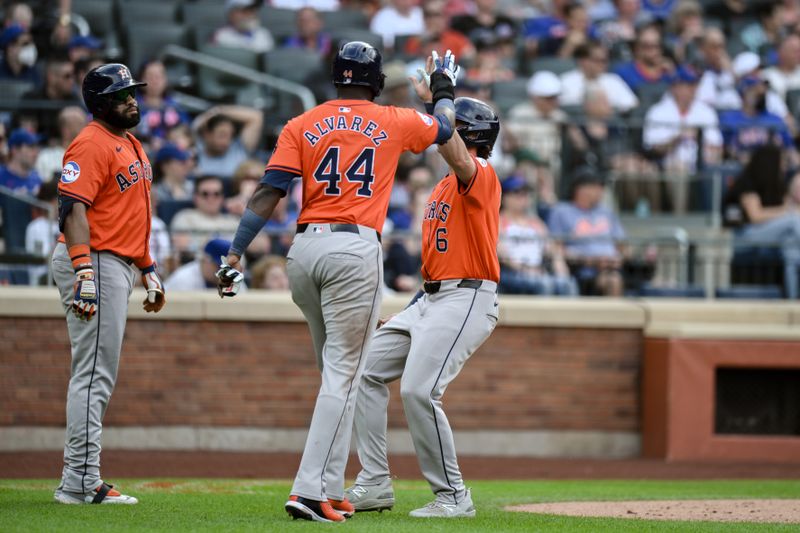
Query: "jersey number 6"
435 227 448 253
313 146 375 197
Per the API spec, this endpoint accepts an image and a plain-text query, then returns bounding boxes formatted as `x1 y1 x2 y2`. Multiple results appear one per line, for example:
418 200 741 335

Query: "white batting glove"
431 49 459 87
141 265 166 313
216 255 244 298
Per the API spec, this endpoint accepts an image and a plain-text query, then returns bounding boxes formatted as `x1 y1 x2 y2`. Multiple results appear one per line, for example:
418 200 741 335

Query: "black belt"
423 279 483 294
296 223 381 243
96 249 134 265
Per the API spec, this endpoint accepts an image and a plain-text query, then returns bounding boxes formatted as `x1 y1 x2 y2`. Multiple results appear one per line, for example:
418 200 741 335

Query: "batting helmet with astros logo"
332 41 386 97
82 63 147 119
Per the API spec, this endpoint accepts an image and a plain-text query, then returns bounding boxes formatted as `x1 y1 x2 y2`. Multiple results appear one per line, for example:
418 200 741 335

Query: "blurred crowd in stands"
1 0 800 298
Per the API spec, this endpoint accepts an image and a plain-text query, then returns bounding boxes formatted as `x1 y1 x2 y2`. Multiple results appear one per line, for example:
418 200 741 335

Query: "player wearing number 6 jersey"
217 41 459 522
345 92 501 518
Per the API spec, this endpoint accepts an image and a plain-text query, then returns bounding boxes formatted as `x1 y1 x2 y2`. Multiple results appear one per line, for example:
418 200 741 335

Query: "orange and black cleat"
285 495 346 522
329 497 355 518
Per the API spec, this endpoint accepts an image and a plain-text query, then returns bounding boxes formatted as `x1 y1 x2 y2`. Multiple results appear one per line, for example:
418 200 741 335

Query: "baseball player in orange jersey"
52 63 165 505
216 41 460 522
344 89 502 517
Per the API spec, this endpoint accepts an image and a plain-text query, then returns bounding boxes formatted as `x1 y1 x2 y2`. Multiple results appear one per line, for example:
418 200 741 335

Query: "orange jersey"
421 157 501 282
266 99 439 232
58 122 153 268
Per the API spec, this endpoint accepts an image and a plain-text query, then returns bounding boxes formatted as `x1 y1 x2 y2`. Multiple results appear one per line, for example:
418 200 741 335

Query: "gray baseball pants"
353 280 498 504
287 224 382 502
51 242 135 494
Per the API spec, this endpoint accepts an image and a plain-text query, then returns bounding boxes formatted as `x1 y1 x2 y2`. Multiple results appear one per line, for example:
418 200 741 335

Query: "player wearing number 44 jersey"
217 41 460 522
52 63 166 506
345 74 502 517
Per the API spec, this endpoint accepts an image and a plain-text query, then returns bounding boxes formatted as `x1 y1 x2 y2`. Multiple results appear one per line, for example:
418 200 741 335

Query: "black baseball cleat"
285 495 346 522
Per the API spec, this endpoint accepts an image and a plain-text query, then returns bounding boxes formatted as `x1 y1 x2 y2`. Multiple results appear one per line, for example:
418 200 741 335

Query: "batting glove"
72 267 98 321
431 49 459 87
141 264 166 313
216 255 244 298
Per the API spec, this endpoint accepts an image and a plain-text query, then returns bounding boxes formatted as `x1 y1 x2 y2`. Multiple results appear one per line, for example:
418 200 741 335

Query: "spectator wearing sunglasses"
20 54 82 141
170 175 240 259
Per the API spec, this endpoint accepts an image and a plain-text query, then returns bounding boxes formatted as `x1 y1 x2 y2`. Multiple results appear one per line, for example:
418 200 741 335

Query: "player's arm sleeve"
57 140 107 231
424 102 455 145
264 118 303 192
399 108 446 153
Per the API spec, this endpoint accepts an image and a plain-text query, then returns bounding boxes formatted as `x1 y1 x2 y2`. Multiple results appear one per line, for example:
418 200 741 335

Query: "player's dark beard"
104 106 140 130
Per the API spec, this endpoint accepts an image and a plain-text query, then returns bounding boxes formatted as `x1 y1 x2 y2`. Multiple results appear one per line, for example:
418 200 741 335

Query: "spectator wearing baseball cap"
506 71 567 206
548 166 626 296
719 69 795 164
643 64 722 211
153 143 194 203
0 128 43 196
0 24 40 85
67 35 103 63
164 238 248 292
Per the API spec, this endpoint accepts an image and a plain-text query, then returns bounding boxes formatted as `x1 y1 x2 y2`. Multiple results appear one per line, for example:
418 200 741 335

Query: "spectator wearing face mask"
213 0 275 53
0 24 40 86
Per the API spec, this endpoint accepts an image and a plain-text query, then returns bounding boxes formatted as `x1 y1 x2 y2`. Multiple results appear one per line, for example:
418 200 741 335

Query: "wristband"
430 71 455 106
69 244 92 271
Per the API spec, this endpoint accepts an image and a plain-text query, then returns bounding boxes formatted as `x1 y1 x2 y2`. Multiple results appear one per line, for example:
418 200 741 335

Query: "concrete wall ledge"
3 287 800 330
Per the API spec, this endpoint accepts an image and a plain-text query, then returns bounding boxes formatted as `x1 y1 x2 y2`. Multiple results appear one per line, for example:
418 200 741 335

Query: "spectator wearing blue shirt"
641 0 678 20
718 75 795 164
283 7 332 57
548 167 626 296
613 24 671 95
0 129 42 196
539 2 600 58
522 0 569 57
0 24 40 86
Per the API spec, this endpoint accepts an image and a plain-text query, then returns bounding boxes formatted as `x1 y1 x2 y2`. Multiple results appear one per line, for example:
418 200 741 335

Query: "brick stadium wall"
0 317 642 433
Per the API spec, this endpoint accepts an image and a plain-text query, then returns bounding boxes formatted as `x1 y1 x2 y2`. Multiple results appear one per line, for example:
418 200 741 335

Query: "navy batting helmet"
82 63 146 117
454 97 500 151
332 41 385 97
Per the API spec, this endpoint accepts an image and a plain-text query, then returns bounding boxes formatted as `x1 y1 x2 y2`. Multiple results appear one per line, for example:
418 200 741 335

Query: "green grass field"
1 479 799 532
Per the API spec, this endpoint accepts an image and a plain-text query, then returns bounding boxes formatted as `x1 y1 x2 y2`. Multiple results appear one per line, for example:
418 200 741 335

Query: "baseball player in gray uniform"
345 89 503 517
216 42 460 522
52 64 165 505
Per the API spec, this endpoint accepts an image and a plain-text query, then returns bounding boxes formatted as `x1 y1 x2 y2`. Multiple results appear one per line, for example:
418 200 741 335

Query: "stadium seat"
0 80 34 105
730 245 784 287
530 57 576 76
197 44 261 100
125 24 189 75
264 48 322 84
0 194 32 254
491 77 529 114
639 284 705 298
158 199 194 228
73 0 117 38
330 29 382 51
786 88 800 119
321 9 368 31
261 6 299 42
118 1 180 27
715 286 783 300
181 0 226 29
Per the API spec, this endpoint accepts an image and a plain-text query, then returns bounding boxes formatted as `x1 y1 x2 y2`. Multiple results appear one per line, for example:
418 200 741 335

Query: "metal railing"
160 44 316 113
0 185 57 287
